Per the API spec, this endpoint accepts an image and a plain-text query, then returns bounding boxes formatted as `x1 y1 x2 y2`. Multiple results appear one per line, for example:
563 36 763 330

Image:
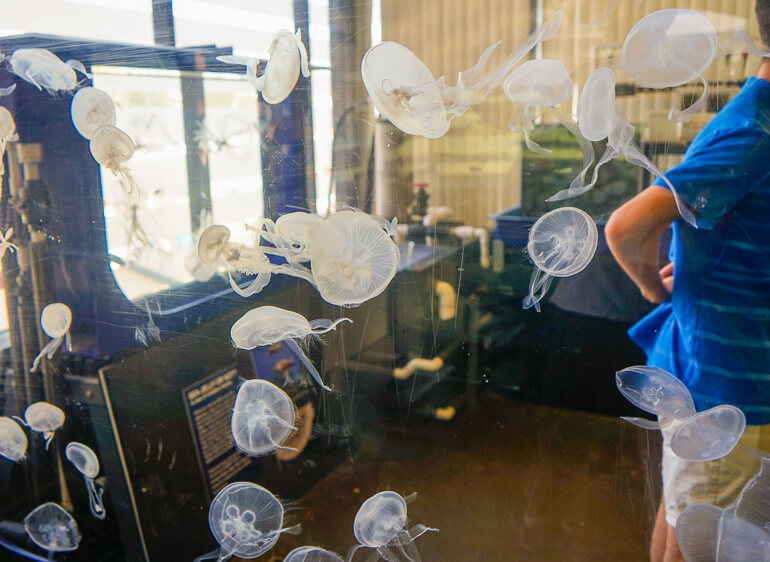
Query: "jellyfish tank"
0 1 767 561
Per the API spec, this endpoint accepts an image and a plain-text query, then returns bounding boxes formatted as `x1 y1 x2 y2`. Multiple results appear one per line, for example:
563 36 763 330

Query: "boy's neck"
758 59 770 83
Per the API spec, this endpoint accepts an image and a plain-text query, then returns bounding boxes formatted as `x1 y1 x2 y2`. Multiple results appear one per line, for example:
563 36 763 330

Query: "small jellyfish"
0 417 27 462
195 482 300 562
7 49 90 94
30 302 72 373
24 502 81 554
621 9 717 123
350 491 437 562
522 207 597 312
217 29 309 104
547 68 697 228
0 226 17 259
231 306 351 391
231 379 297 456
310 210 400 307
284 546 343 561
89 124 141 195
65 442 106 520
70 87 116 139
0 106 19 181
669 404 746 462
15 402 65 450
615 365 697 429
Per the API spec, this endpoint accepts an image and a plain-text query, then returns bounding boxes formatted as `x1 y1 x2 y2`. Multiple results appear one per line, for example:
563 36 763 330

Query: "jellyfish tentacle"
229 271 271 298
346 543 365 562
283 338 331 391
523 129 551 155
30 338 62 372
407 524 438 540
620 416 668 430
549 107 595 194
376 545 400 562
84 476 106 520
263 411 297 432
394 529 421 562
43 431 54 450
308 317 353 334
293 29 310 78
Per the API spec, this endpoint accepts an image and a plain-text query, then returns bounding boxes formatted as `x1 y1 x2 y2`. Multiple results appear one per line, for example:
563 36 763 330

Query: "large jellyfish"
24 502 81 555
361 11 562 138
217 29 309 104
195 482 300 562
7 49 90 94
616 365 746 461
70 87 116 139
621 9 717 123
15 402 65 450
285 546 344 562
0 417 27 462
30 302 72 373
65 442 106 520
676 503 770 561
349 491 437 562
230 379 297 456
547 68 698 228
522 207 597 312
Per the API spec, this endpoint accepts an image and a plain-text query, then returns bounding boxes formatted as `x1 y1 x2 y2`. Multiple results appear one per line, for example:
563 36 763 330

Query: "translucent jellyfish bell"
218 29 309 105
275 212 328 262
30 302 72 373
8 48 90 94
0 416 27 462
65 442 106 520
361 41 449 139
350 491 437 562
0 106 19 180
615 365 697 429
16 402 65 450
284 546 344 562
231 379 297 456
195 482 300 562
669 404 746 461
622 9 717 122
675 503 722 562
310 211 400 307
70 87 116 139
24 502 81 554
230 306 351 391
576 68 616 143
522 207 597 312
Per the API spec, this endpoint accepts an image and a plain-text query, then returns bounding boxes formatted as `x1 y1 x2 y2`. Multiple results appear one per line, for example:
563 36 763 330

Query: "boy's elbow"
605 208 631 253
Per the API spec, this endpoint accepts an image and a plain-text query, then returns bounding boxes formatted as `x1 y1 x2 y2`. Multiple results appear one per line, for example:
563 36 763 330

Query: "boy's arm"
605 185 682 304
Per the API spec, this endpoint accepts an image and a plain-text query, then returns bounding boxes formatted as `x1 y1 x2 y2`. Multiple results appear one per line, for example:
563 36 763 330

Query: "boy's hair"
758 0 770 47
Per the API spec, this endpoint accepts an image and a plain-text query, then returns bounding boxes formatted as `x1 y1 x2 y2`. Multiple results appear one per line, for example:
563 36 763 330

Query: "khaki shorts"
661 421 770 527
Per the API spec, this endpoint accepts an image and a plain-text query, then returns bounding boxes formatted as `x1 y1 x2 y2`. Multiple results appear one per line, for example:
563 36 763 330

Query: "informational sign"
182 366 251 496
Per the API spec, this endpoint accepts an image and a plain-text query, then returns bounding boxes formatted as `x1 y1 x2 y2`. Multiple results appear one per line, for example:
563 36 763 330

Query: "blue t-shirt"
629 77 770 425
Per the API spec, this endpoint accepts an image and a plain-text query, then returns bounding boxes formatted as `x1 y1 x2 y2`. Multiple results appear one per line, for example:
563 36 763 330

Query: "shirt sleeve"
652 120 770 229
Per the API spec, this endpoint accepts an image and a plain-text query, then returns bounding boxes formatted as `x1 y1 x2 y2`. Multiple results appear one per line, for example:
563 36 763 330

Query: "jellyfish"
615 365 697 429
349 491 437 562
195 481 300 562
285 546 344 562
14 402 65 450
217 29 309 105
361 11 562 139
230 379 297 456
522 207 598 312
89 124 142 195
65 442 106 520
0 227 17 259
274 212 328 262
30 302 72 373
621 9 717 123
23 502 81 555
0 417 27 462
0 105 19 181
70 87 116 139
724 27 770 58
309 210 400 307
676 503 770 561
7 49 90 94
230 306 351 391
669 404 746 462
546 68 698 228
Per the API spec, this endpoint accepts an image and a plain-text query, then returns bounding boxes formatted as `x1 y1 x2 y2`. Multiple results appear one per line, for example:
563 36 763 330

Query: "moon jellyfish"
0 417 27 462
65 442 106 520
195 481 300 562
15 402 65 450
285 546 343 562
24 502 80 554
7 49 90 94
615 365 697 429
231 379 297 455
522 207 597 312
89 124 142 194
70 87 116 139
218 29 309 105
361 11 562 138
548 68 697 227
350 491 437 562
621 9 717 123
669 405 746 462
30 302 72 373
310 210 400 307
231 306 351 391
675 503 722 562
275 212 328 262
